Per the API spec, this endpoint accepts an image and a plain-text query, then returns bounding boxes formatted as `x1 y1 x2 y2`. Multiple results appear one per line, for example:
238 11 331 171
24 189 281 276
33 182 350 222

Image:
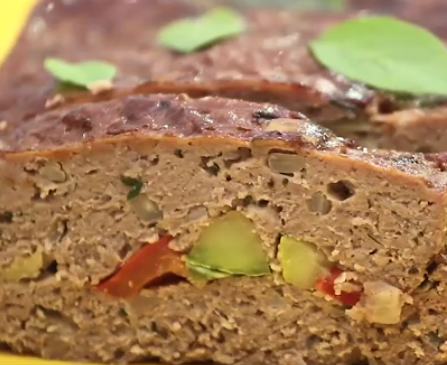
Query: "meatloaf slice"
3 0 447 152
1 94 447 365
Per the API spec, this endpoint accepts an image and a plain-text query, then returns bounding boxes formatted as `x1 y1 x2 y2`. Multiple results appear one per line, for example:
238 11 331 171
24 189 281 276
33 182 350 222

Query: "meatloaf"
2 92 447 365
3 1 447 365
3 0 447 152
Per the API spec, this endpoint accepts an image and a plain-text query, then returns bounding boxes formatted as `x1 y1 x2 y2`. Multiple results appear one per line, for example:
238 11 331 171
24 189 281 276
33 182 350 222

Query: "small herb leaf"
310 16 447 96
127 184 143 200
44 58 117 88
187 262 231 280
186 259 231 287
120 175 143 200
120 175 140 187
158 7 246 53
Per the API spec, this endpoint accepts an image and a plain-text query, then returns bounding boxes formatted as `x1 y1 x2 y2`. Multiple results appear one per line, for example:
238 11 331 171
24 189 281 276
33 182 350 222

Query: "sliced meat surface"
1 91 447 365
1 93 446 294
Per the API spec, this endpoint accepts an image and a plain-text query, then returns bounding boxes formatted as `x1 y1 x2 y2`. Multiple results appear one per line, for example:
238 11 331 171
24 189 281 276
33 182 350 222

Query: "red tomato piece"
95 236 186 299
316 267 362 307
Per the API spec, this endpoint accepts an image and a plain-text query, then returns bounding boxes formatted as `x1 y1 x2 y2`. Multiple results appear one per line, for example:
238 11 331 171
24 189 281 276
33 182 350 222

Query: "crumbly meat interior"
0 277 420 365
1 94 447 365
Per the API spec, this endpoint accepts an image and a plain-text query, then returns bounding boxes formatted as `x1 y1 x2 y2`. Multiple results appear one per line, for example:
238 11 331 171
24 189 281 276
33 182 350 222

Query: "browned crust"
0 0 370 129
0 0 447 191
1 93 446 195
2 0 447 138
0 1 445 196
1 0 446 135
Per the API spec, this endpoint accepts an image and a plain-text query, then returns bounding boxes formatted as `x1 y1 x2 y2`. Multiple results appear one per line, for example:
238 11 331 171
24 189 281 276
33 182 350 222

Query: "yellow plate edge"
0 0 38 66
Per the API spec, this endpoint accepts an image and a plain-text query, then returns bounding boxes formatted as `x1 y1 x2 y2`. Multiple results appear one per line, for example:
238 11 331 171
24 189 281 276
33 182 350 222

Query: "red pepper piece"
316 267 362 307
95 236 186 299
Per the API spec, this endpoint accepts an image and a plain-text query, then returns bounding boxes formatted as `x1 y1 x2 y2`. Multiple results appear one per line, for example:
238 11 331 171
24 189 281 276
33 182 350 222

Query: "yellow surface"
0 0 38 65
0 352 95 364
0 1 157 364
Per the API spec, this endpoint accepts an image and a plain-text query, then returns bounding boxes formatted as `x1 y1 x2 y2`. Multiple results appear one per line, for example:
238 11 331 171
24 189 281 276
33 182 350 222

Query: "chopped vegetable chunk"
278 236 329 289
316 267 362 307
0 251 45 282
96 236 185 298
186 211 270 276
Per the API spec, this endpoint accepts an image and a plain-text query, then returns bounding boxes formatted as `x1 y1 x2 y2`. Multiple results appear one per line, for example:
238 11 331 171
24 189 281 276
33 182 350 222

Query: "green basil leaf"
310 16 447 96
158 7 246 53
127 184 143 200
120 175 143 200
120 175 140 187
188 263 232 280
186 259 232 284
44 58 117 88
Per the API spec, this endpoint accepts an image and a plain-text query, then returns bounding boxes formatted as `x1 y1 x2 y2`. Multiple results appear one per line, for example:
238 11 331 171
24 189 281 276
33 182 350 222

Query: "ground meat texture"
1 94 447 364
3 0 447 152
0 276 443 365
0 278 358 365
